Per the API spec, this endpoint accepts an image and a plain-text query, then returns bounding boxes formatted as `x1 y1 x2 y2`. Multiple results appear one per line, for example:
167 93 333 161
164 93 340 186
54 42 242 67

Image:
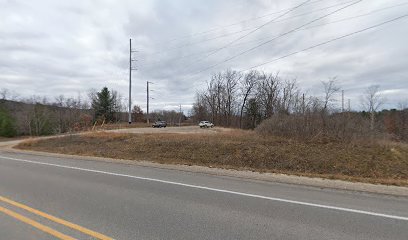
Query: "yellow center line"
0 195 114 240
0 205 76 240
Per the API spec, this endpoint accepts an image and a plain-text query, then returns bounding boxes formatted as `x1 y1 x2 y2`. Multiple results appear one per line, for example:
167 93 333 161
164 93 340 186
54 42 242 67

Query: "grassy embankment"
16 130 408 186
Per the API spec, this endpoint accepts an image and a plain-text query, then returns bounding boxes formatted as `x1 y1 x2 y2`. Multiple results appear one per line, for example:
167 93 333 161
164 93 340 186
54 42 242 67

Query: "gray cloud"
0 0 407 112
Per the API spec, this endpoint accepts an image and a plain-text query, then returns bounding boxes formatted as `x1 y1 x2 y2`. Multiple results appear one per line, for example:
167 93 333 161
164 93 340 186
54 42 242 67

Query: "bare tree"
132 105 144 122
321 77 340 112
257 72 280 118
54 95 65 133
203 74 220 124
239 70 259 128
279 79 298 114
361 85 385 130
224 70 241 126
398 100 408 110
192 92 209 123
0 88 9 100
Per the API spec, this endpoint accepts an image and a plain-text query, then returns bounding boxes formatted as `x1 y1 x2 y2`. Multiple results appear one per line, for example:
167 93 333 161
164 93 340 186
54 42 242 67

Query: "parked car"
199 121 214 128
152 121 167 128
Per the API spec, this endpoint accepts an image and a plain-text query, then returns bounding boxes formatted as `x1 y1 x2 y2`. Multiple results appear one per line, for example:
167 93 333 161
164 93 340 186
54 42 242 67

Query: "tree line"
191 69 408 141
0 87 141 137
0 86 189 137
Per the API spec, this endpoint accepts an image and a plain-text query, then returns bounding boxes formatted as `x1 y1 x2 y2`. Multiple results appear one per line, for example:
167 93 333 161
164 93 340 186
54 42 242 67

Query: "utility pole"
341 90 344 112
348 99 351 112
179 104 182 127
129 38 137 124
146 81 154 124
147 81 150 124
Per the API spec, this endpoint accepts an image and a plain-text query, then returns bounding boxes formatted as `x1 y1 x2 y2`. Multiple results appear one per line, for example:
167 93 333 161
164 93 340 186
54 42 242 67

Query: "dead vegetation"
16 130 408 186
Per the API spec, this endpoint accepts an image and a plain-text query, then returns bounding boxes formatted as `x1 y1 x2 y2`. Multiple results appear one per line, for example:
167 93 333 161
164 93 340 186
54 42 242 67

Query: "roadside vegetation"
17 130 408 186
5 70 408 186
192 70 408 141
0 87 186 137
0 107 17 137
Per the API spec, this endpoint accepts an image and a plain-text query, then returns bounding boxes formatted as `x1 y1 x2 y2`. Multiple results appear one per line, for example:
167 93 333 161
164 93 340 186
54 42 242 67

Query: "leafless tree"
279 79 299 114
398 100 408 110
224 70 241 126
361 85 385 130
239 70 259 128
257 72 280 118
192 92 209 123
321 77 340 112
203 74 220 124
132 105 144 122
0 88 9 100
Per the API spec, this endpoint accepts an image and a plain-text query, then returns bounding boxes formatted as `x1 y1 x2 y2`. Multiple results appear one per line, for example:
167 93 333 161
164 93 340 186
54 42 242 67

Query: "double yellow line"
0 195 114 240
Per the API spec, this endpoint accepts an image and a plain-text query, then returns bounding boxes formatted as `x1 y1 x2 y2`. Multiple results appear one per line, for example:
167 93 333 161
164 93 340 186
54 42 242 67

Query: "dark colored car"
152 121 167 128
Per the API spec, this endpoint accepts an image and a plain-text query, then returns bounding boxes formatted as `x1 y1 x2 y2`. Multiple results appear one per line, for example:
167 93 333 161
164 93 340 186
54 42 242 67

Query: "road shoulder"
2 143 407 197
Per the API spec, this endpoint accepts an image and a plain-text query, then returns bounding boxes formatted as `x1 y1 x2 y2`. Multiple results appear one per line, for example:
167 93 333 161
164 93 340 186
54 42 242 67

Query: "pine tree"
0 107 17 137
91 87 117 122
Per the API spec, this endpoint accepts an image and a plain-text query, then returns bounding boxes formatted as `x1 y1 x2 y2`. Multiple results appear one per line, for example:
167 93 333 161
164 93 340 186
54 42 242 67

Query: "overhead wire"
176 0 314 73
242 13 408 71
145 0 355 56
143 2 408 68
152 0 329 45
192 13 408 89
191 0 363 75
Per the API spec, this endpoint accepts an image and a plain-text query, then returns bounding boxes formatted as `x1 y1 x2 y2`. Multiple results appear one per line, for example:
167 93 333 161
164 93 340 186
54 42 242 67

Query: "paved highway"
0 150 407 240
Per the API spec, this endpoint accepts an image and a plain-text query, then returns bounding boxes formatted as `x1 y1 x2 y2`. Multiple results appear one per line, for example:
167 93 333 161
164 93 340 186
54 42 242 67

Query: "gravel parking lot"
110 125 229 134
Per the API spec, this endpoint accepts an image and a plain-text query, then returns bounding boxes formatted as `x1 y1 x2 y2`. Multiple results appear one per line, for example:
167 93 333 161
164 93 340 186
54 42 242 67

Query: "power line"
192 0 363 75
304 2 408 29
192 13 408 90
244 13 408 71
144 2 407 68
152 0 329 45
146 0 353 57
178 0 312 73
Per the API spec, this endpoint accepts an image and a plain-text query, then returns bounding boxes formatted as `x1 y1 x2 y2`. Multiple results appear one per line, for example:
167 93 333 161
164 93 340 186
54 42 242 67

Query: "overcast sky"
1 0 407 112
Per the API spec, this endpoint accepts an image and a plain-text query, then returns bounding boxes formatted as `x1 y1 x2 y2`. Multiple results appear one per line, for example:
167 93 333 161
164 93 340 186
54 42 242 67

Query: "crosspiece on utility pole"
129 38 137 124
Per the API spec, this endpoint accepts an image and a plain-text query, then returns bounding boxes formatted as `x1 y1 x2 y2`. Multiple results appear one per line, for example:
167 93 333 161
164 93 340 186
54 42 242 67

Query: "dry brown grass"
16 130 408 186
0 136 30 142
95 122 149 130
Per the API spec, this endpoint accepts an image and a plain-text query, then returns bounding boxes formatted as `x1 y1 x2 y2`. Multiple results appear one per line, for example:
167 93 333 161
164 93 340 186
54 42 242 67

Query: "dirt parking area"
109 126 230 134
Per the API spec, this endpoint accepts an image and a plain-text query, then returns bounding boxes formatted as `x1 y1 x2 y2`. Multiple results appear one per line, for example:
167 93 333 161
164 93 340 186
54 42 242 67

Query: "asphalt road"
0 150 407 240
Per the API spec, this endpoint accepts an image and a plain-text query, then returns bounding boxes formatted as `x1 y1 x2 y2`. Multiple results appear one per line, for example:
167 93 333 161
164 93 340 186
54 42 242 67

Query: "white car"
199 121 214 128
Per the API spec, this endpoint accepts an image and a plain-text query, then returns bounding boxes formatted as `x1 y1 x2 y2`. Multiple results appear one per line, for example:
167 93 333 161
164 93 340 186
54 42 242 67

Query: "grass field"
16 130 408 186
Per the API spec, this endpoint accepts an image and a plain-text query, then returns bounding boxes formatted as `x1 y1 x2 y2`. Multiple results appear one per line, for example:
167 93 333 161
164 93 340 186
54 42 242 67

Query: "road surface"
0 150 407 240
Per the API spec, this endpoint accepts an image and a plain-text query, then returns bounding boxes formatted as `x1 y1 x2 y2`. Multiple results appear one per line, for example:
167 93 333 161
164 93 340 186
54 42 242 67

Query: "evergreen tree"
0 107 17 137
91 87 117 122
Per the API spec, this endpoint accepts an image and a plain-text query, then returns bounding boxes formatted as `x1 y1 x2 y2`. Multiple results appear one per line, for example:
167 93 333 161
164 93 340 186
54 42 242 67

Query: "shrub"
255 112 375 142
